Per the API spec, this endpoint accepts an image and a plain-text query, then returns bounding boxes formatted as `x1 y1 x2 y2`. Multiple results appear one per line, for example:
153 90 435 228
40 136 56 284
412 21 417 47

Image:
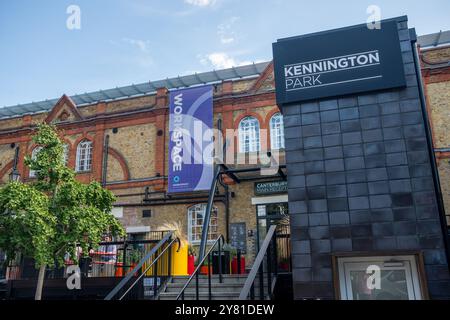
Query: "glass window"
336 255 424 300
270 112 285 150
29 146 43 178
188 204 218 244
62 144 69 165
238 116 260 153
76 140 92 172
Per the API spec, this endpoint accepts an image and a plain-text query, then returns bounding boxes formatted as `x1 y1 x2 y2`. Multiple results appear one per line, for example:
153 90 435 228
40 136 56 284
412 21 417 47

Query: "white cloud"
122 37 151 53
199 52 252 69
218 16 239 44
184 0 216 6
109 38 153 68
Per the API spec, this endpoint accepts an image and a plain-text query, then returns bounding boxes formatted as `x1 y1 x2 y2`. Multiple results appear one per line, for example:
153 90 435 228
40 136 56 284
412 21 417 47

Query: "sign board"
168 85 214 193
272 20 406 105
255 180 288 195
230 223 246 254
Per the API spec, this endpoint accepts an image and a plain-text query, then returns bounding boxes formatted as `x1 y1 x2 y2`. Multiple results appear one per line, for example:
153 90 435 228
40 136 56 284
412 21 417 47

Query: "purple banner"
168 85 214 193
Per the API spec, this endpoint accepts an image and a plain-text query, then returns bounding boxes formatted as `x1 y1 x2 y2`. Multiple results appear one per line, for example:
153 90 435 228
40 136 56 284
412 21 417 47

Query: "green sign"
254 181 288 195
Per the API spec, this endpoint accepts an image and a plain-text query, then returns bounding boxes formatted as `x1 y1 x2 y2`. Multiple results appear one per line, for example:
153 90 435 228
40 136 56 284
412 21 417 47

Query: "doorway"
256 202 291 272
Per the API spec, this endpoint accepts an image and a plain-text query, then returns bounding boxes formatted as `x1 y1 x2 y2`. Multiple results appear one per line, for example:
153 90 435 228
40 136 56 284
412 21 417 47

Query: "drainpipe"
102 135 110 187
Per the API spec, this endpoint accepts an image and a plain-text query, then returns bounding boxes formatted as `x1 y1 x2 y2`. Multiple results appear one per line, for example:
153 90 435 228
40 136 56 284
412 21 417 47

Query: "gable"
45 94 83 124
249 61 275 93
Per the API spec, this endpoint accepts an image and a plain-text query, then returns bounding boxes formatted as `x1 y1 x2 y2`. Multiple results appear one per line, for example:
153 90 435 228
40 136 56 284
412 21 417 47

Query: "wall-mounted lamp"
9 146 20 182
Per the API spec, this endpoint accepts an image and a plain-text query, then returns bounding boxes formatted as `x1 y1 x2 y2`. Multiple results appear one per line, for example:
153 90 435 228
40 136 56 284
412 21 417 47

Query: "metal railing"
239 225 278 300
276 224 292 273
176 235 225 300
2 231 169 281
104 231 180 300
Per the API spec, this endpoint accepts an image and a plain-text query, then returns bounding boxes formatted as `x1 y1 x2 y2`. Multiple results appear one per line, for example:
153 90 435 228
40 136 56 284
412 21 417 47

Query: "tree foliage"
0 124 124 268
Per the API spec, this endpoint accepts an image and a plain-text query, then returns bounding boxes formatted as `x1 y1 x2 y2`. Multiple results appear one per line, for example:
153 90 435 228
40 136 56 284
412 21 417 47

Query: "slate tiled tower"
282 17 450 299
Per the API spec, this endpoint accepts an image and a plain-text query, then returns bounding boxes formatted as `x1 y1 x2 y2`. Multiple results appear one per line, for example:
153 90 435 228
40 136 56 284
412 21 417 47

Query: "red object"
279 262 290 272
188 255 195 275
115 262 123 277
200 265 210 275
231 256 245 274
126 263 138 276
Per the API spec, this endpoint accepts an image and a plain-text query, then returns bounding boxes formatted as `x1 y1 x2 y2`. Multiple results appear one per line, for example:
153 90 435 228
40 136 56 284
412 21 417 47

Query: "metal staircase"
158 224 286 301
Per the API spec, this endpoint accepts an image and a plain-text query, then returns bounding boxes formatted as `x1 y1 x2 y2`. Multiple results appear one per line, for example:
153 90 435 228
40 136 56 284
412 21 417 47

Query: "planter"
231 256 246 274
212 251 230 274
199 265 211 275
188 255 195 275
115 262 123 277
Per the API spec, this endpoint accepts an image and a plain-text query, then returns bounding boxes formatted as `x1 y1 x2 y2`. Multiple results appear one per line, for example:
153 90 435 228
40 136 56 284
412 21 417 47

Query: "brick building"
0 30 449 280
420 33 450 225
0 61 284 266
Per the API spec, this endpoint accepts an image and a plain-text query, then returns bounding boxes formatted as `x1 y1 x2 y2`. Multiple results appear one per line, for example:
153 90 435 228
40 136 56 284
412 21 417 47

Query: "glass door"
337 255 424 300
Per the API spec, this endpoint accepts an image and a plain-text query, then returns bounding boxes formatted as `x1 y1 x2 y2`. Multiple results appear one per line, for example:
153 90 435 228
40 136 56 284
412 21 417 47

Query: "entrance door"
256 203 291 272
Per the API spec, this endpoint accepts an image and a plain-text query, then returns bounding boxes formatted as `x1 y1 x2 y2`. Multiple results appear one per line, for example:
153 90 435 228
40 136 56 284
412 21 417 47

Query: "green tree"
0 124 124 300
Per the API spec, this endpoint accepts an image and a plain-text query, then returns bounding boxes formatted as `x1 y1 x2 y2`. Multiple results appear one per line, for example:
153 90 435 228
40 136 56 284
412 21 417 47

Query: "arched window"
238 116 260 153
188 204 218 244
270 112 285 150
76 140 92 172
29 146 43 178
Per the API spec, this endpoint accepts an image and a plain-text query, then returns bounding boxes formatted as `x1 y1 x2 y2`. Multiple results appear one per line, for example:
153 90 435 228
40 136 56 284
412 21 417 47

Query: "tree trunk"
34 264 46 300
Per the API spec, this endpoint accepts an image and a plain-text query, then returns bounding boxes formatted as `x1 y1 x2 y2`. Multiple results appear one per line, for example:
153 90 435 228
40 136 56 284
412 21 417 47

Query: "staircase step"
171 275 249 284
167 282 267 289
159 275 271 300
159 292 242 300
165 284 244 294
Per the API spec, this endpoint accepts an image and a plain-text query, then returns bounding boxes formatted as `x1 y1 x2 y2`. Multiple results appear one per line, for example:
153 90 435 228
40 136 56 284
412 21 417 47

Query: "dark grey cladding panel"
283 17 450 300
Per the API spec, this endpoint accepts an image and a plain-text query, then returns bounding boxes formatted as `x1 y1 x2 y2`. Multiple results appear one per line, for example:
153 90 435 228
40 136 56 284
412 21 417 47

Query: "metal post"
208 254 212 300
198 165 221 262
168 242 172 278
258 263 264 299
122 243 128 276
237 250 241 275
273 229 278 276
218 239 223 283
267 242 272 298
153 252 158 297
250 283 255 300
195 269 199 300
198 119 226 262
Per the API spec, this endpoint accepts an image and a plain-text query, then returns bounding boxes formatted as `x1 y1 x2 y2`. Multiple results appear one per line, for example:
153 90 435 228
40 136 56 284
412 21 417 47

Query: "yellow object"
171 242 188 276
141 242 188 276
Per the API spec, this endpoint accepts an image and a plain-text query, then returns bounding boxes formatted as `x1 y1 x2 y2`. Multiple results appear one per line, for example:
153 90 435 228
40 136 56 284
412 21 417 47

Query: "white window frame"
238 116 260 153
270 112 285 150
336 255 424 300
76 140 93 172
187 204 218 244
29 146 43 178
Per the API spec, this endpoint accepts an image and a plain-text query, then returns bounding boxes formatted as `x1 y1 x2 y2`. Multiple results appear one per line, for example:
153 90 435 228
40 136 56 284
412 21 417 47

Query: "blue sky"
1 0 449 107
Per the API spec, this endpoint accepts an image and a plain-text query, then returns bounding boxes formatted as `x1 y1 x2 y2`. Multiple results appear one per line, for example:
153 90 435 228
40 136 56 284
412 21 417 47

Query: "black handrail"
117 236 180 300
176 235 225 300
239 225 277 300
104 231 174 300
